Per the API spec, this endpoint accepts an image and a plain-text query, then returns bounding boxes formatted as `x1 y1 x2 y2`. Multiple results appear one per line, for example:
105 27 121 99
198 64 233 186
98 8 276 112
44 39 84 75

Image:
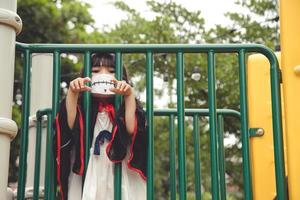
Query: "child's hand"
110 79 133 96
69 77 92 93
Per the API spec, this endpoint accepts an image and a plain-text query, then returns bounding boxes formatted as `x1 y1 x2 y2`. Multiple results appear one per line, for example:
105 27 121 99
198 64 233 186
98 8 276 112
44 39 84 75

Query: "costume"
54 98 147 200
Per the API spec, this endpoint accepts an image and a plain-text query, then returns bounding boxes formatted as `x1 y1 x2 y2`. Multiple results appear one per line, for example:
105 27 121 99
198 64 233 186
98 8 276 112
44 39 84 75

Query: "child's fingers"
110 78 117 83
120 81 127 92
82 86 92 91
123 85 130 93
69 81 75 91
69 77 92 93
109 88 117 93
83 77 91 83
78 79 85 89
115 81 122 90
73 80 80 90
110 79 118 87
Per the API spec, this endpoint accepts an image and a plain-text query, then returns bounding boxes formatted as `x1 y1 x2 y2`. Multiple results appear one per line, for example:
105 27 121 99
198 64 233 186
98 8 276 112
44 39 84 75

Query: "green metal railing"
154 108 240 200
15 43 287 200
34 109 55 200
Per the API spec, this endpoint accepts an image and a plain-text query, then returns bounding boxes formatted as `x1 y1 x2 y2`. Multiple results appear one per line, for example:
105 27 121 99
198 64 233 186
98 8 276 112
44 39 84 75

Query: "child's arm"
124 91 136 134
111 80 136 134
66 77 91 129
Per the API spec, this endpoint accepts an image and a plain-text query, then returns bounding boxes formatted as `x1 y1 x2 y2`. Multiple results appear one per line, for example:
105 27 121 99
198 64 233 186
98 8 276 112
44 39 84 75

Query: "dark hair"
90 52 129 83
91 52 115 68
79 53 142 109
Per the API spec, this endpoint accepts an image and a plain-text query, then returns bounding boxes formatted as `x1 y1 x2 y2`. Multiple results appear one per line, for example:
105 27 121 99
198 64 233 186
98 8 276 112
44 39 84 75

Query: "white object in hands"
91 74 115 97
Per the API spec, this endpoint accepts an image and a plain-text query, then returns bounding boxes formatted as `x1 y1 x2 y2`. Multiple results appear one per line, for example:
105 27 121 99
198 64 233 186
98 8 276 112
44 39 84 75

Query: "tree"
10 0 279 199
101 0 279 199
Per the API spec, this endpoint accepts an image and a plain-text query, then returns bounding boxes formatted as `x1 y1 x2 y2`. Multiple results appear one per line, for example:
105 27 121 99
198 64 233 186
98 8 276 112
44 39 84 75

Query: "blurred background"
11 0 279 199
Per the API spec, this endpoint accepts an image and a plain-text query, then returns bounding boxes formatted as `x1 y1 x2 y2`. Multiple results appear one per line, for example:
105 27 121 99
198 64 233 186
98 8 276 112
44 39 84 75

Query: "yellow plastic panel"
280 0 300 199
248 53 285 200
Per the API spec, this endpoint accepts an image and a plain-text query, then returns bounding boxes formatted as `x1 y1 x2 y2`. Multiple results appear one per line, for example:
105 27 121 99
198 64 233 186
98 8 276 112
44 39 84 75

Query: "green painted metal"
269 51 287 200
15 42 286 54
176 52 186 200
169 114 176 200
146 51 154 200
238 50 252 200
217 115 226 200
51 50 61 198
52 50 61 118
42 109 54 200
83 51 92 179
114 52 123 200
15 43 287 200
249 128 264 137
34 109 52 200
17 49 31 200
154 109 240 117
193 115 201 200
207 50 220 200
33 112 43 200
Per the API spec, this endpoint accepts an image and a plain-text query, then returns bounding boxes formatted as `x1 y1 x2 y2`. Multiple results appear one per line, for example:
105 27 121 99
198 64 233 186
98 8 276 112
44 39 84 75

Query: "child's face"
92 66 115 77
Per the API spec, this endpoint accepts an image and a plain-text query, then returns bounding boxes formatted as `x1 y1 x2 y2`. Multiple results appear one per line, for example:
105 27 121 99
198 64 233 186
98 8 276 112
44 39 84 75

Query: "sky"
78 1 243 146
80 0 244 112
82 0 242 30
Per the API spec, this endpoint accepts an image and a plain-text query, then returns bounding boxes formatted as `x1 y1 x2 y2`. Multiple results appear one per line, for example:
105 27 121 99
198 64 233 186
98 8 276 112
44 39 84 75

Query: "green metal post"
176 52 186 200
114 51 122 200
33 109 52 200
48 111 55 200
146 51 154 200
207 50 220 200
17 49 32 200
52 51 61 119
169 114 176 200
44 110 53 200
217 115 226 200
33 113 43 200
83 51 91 176
193 115 201 200
238 50 252 200
14 42 286 200
269 53 287 199
51 50 61 198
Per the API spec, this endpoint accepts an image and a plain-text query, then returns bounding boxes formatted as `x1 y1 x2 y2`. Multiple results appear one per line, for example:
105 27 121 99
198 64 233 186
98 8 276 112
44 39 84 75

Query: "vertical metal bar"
238 49 252 200
48 112 55 200
193 115 201 200
83 51 91 176
17 49 31 200
44 111 53 200
33 114 42 200
217 115 226 200
114 51 122 200
44 117 49 200
146 51 154 200
270 54 287 199
52 51 61 118
51 50 61 199
207 50 219 200
169 114 176 200
176 51 186 200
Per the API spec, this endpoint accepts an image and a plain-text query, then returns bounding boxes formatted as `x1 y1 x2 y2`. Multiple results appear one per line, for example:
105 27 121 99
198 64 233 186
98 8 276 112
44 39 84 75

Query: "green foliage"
17 0 94 43
11 0 279 199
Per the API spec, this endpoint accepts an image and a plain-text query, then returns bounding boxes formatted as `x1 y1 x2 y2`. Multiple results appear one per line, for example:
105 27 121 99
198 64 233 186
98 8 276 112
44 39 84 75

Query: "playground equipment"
0 0 21 199
0 0 299 199
13 43 285 200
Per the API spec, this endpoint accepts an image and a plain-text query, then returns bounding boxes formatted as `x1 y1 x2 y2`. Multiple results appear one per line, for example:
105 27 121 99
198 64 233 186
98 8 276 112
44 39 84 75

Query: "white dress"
68 111 146 200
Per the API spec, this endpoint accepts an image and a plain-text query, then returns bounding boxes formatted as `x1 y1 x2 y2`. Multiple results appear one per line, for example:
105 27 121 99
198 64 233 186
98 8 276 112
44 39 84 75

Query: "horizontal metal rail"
16 42 286 200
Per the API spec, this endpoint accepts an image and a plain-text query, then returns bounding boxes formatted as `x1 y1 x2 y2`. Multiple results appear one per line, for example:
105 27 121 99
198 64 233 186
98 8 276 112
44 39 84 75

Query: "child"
54 53 147 200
